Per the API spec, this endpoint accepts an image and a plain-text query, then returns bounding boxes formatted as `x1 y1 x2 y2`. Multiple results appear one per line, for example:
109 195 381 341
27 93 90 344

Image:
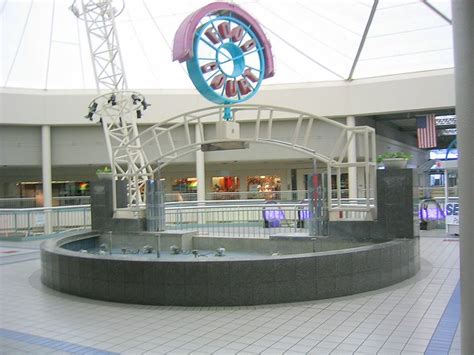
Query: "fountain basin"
41 231 419 306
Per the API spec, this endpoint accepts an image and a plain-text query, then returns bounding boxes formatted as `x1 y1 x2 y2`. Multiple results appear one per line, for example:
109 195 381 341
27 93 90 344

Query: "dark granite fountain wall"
41 234 419 306
328 169 419 241
41 168 420 306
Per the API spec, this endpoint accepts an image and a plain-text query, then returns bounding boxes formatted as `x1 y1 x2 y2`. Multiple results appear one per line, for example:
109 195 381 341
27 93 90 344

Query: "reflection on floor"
0 230 460 354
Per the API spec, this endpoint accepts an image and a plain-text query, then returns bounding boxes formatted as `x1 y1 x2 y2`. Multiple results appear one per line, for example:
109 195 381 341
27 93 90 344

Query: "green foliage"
96 166 112 175
376 151 413 164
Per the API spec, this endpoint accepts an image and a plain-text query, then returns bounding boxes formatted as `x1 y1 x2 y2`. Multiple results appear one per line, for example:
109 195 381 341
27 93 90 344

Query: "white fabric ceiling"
0 0 453 90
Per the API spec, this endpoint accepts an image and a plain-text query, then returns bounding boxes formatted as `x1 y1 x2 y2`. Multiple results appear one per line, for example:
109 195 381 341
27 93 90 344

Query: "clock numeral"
237 78 252 95
204 28 221 44
241 39 256 52
225 80 237 97
231 26 244 42
218 22 230 39
201 62 218 73
210 74 225 89
243 68 259 83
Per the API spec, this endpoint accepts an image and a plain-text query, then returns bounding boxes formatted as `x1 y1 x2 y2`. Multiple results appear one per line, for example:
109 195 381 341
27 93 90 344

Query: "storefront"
247 175 281 200
211 176 240 199
17 181 89 206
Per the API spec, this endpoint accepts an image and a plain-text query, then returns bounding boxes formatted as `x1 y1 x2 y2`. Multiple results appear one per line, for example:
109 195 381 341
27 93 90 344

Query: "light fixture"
108 94 117 106
142 97 151 110
85 102 98 120
131 94 140 105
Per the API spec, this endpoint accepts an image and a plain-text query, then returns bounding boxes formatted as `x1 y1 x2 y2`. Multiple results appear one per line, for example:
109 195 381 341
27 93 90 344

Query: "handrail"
165 203 308 211
0 204 91 212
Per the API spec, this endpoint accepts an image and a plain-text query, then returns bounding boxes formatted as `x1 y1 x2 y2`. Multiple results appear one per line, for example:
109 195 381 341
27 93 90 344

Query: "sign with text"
445 203 459 225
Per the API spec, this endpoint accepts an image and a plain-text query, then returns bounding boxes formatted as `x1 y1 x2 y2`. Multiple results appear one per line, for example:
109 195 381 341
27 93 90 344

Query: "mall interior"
1 0 473 354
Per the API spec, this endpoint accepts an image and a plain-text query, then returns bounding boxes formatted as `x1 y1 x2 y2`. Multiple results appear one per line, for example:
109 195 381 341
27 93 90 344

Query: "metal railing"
166 189 374 203
0 205 91 237
0 196 91 209
419 186 459 199
165 203 309 238
0 195 375 238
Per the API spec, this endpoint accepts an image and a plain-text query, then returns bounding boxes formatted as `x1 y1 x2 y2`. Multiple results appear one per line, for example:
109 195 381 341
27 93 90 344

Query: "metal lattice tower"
71 0 153 210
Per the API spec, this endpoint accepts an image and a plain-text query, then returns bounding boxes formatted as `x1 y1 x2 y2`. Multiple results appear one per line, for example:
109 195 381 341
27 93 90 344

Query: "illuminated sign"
430 149 458 160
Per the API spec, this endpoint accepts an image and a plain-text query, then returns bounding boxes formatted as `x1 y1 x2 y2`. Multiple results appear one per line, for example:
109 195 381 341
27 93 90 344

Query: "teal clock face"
186 15 265 105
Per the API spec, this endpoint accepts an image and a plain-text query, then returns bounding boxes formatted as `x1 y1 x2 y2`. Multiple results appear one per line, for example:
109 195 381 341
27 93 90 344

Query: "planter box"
96 172 114 180
382 158 408 169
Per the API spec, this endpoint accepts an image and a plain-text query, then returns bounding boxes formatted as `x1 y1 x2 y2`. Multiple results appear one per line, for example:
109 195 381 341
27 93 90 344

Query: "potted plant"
96 166 113 179
377 151 412 169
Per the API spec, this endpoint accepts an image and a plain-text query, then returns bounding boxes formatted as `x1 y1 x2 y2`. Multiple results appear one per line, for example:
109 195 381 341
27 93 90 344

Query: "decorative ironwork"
123 104 378 215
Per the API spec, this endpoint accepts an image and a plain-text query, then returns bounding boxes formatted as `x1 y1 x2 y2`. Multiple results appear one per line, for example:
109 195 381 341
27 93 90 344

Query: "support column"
451 0 474 354
41 125 53 234
346 116 357 199
452 1 474 354
195 124 206 202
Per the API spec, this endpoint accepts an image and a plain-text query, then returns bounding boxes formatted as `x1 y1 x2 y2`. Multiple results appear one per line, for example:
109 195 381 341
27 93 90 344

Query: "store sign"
445 203 459 225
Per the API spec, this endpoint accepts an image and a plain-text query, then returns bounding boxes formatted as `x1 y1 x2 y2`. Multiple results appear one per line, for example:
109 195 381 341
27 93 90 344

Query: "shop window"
247 175 281 200
17 181 90 206
212 176 240 193
304 173 348 198
212 176 240 199
171 177 197 193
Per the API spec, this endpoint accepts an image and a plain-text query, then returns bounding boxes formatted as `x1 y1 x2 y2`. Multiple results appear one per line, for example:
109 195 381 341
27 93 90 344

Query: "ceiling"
1 0 454 90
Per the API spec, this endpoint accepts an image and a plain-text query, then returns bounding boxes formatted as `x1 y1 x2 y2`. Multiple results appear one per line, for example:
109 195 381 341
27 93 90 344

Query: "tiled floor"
0 231 460 354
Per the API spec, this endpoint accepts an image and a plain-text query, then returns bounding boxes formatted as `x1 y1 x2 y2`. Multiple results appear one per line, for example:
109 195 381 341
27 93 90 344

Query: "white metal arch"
121 104 377 214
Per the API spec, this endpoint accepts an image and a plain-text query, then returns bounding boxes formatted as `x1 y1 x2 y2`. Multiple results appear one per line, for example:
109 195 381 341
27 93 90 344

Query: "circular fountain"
40 230 419 306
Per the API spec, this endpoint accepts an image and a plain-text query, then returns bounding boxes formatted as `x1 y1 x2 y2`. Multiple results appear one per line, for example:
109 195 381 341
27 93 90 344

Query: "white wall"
0 69 454 126
0 126 41 165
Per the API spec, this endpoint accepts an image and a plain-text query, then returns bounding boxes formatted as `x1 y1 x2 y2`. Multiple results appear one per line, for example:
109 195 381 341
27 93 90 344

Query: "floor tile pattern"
0 233 460 354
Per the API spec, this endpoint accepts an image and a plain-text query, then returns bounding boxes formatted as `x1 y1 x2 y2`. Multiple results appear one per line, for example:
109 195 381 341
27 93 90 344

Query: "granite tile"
316 276 336 299
185 285 208 306
208 285 231 306
336 275 353 296
336 253 353 275
274 259 296 282
253 282 276 305
185 261 208 285
143 284 166 305
230 282 254 305
295 257 317 280
208 262 230 286
165 284 186 305
316 254 337 276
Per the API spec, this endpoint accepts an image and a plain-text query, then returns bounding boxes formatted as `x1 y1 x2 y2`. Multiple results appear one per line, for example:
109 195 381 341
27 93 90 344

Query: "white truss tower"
71 0 152 210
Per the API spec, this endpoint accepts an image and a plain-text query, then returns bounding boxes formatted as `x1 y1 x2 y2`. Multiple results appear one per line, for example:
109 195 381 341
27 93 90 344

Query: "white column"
41 125 53 234
195 124 206 202
452 1 474 353
346 116 357 199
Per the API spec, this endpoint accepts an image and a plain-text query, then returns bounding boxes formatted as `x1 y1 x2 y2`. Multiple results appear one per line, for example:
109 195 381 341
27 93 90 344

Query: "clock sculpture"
173 2 274 120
